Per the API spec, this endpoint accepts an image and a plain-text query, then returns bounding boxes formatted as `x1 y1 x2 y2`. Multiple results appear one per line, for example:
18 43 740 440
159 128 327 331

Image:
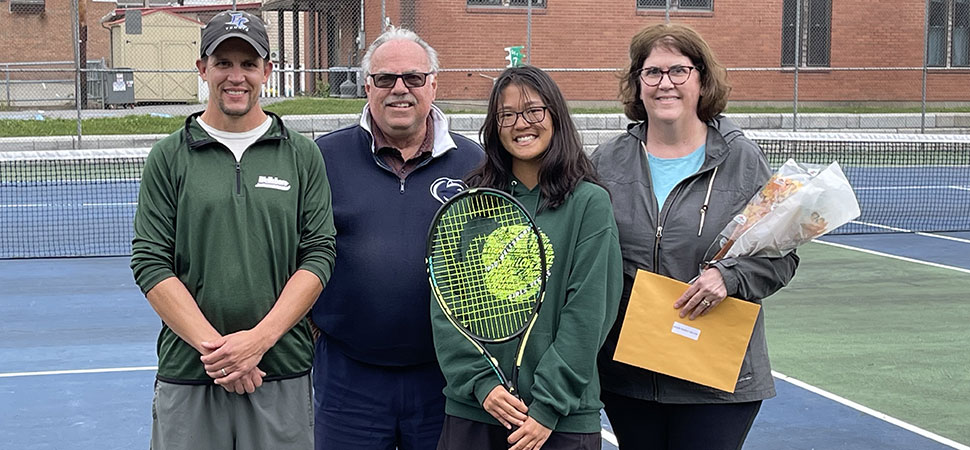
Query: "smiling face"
497 83 553 186
365 39 437 144
639 46 702 126
196 38 271 130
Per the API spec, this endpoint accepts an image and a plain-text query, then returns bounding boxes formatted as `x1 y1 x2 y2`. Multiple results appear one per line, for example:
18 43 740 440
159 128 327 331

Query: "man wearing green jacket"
130 10 336 450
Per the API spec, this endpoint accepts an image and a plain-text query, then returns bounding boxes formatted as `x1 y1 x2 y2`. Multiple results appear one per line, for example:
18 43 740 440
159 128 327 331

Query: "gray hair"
360 26 440 75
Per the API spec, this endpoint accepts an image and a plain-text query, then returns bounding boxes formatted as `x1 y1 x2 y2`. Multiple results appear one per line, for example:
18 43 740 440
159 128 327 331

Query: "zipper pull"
400 178 405 194
656 225 663 239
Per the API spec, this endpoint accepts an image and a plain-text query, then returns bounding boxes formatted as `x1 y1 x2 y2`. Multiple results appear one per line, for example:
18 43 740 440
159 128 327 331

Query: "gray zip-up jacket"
591 116 798 403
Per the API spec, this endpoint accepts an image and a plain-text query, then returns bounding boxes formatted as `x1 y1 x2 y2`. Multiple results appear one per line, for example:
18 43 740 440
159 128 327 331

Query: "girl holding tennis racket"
431 66 623 450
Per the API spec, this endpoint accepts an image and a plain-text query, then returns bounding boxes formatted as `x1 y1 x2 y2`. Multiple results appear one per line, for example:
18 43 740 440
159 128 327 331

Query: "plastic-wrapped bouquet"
710 159 861 261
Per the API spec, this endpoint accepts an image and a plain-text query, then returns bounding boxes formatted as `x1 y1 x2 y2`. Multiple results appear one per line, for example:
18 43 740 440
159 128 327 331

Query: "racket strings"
430 193 543 341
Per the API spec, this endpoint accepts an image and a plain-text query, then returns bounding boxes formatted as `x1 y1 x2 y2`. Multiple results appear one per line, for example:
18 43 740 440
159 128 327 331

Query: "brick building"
285 0 969 103
1 0 967 105
0 0 115 66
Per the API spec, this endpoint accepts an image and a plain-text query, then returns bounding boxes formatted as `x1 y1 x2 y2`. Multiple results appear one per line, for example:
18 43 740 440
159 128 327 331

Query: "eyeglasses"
496 106 549 127
368 72 433 89
636 65 698 87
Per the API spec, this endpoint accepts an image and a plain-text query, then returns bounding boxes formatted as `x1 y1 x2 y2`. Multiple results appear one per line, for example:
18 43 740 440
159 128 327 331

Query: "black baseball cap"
200 10 270 59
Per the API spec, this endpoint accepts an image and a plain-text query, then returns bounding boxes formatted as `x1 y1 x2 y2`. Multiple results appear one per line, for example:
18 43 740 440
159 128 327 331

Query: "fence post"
5 66 10 109
526 0 532 65
792 0 800 132
72 0 82 149
921 0 929 134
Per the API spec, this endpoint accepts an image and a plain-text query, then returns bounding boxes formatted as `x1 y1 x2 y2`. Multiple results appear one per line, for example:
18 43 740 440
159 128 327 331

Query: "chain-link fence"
1 0 969 149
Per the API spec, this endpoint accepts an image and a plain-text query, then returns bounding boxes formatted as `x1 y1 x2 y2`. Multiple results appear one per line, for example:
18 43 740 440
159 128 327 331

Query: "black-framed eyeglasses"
496 106 549 127
636 65 698 87
368 72 434 89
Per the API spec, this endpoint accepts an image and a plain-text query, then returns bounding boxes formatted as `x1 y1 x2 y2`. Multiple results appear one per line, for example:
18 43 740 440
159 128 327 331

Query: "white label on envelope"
671 321 700 341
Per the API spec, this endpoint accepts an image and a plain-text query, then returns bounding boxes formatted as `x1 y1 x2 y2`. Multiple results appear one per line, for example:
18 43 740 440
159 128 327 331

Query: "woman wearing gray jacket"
591 24 799 450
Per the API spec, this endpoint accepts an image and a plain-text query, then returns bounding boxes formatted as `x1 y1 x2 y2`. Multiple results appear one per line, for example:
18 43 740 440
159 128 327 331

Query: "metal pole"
5 66 10 109
526 0 532 65
381 0 386 29
72 0 82 148
232 0 237 11
792 0 800 132
921 0 929 133
665 0 670 23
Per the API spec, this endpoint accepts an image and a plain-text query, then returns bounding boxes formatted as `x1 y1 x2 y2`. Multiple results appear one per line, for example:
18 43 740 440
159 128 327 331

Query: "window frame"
636 0 713 12
781 0 831 68
466 0 547 8
928 0 970 68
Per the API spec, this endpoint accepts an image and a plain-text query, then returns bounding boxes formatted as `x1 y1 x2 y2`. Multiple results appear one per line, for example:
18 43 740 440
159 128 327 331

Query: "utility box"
104 69 135 108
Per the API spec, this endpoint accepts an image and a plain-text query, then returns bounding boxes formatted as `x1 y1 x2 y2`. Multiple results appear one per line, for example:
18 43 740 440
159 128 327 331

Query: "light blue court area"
1 255 968 450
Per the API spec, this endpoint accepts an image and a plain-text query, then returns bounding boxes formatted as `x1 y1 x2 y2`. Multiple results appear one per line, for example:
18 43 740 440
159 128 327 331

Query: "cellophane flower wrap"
712 159 861 260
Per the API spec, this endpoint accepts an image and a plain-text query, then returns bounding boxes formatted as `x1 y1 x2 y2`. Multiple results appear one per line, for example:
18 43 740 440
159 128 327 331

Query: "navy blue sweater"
313 124 484 366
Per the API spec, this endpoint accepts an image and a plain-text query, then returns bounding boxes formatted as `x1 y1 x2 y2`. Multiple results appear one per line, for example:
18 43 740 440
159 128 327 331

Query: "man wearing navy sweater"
311 27 484 450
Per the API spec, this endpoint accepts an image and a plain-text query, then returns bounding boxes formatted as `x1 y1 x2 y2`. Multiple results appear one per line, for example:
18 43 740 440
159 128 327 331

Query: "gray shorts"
151 374 312 450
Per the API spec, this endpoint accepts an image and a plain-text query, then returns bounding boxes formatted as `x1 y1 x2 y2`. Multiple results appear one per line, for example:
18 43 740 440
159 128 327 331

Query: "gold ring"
221 368 227 377
700 299 711 307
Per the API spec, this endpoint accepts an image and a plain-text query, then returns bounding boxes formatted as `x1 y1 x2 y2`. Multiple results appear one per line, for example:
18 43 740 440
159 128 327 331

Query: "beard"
217 92 257 117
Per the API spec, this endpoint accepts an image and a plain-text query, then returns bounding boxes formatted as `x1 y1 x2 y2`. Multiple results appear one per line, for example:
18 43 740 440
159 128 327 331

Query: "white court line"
850 221 970 244
952 185 970 191
8 365 619 447
601 429 618 446
0 366 157 378
854 185 959 190
0 202 136 208
815 239 970 274
773 371 970 450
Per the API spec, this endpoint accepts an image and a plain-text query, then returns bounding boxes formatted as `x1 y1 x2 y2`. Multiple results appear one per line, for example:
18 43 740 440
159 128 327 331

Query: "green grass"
726 105 970 114
765 242 970 445
264 97 367 115
0 115 185 137
1 98 969 137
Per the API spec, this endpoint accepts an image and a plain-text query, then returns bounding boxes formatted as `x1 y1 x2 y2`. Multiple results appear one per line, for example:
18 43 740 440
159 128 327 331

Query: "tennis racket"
427 187 547 397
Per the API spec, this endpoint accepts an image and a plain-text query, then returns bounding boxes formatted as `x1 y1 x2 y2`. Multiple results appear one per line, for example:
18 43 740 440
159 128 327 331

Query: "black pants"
436 414 602 450
602 390 762 450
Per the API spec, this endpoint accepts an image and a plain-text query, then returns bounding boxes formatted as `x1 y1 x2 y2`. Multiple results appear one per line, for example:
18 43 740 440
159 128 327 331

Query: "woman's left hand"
673 268 727 320
508 416 552 450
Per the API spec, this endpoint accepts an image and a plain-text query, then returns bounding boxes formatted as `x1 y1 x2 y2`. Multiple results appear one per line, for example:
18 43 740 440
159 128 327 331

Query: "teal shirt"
648 144 706 210
432 180 623 433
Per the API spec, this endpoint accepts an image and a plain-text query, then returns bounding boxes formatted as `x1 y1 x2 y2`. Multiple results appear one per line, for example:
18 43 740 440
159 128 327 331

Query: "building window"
637 0 713 11
9 0 45 14
781 0 831 67
928 0 970 67
467 0 546 7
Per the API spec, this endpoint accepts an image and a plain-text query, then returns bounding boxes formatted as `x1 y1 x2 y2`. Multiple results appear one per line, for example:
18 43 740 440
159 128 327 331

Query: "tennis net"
2 131 969 258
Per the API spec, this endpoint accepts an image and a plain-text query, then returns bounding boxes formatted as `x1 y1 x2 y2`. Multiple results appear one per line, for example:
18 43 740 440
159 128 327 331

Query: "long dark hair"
466 65 602 211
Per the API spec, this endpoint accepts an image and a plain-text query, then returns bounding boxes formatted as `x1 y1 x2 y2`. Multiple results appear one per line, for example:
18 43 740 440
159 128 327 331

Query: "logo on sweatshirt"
430 177 466 204
255 175 290 191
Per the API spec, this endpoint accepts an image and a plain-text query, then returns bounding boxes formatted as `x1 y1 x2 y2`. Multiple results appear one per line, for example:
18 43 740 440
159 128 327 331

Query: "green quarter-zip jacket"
131 112 336 383
432 180 624 432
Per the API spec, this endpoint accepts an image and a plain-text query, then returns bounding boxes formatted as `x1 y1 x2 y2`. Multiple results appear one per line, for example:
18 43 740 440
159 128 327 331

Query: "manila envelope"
613 270 761 393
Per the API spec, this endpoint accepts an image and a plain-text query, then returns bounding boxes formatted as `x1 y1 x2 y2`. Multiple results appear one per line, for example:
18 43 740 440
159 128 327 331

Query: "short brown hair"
620 23 731 122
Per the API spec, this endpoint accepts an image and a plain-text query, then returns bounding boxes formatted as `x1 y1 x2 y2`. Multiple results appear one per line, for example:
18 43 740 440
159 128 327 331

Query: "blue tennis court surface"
2 254 967 450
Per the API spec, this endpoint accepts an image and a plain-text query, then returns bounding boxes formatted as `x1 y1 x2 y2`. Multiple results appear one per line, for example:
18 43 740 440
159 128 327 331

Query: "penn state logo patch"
430 177 466 204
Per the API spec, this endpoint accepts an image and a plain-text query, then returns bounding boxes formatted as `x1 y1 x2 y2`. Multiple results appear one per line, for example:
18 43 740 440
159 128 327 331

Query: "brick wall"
0 1 115 65
372 0 969 103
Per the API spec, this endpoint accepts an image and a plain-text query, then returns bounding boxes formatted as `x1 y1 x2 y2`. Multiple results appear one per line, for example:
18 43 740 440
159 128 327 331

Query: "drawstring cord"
697 166 718 237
